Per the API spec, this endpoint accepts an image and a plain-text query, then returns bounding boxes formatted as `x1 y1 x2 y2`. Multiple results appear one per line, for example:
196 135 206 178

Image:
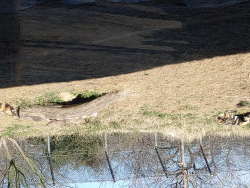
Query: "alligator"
16 92 121 125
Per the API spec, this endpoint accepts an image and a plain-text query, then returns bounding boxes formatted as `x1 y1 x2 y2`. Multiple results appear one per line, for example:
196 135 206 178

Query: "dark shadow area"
0 0 249 88
58 92 105 106
0 12 20 85
237 100 250 108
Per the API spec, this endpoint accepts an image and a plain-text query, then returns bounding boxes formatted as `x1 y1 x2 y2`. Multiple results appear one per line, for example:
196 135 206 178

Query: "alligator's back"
18 92 121 123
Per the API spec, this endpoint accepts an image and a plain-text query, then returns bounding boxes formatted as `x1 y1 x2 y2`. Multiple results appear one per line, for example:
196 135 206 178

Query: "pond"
1 132 250 187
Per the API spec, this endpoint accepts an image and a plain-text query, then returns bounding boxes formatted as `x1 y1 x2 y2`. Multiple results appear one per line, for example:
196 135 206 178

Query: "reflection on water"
1 133 250 187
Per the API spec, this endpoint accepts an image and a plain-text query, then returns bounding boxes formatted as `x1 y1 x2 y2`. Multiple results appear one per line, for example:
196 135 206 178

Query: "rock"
58 92 76 102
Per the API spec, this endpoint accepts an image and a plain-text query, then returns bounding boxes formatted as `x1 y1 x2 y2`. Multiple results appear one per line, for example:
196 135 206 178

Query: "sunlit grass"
36 92 64 106
1 91 250 142
70 90 102 98
15 90 103 107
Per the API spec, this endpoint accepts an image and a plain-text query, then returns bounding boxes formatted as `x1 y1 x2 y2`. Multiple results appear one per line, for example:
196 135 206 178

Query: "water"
1 133 250 187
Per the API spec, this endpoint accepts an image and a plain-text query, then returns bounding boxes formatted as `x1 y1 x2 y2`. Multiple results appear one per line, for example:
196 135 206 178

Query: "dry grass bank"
1 53 250 140
0 1 250 140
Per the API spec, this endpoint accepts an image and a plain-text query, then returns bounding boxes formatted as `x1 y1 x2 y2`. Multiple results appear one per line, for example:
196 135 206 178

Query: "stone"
58 92 76 102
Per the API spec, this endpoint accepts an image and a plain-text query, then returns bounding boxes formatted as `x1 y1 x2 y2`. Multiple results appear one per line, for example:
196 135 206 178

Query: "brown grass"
1 53 250 140
1 1 250 140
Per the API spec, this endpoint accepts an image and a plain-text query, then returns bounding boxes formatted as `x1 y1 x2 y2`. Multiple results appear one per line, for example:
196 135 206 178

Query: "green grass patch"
159 123 171 127
141 106 169 119
178 105 199 110
36 90 103 106
141 105 198 126
70 90 102 98
109 121 121 129
237 101 250 108
68 90 103 104
184 113 196 119
1 124 29 137
16 99 32 109
36 92 64 106
244 123 250 129
85 119 106 133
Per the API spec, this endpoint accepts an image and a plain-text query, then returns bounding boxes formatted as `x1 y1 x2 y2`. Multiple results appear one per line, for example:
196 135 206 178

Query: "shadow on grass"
0 0 249 88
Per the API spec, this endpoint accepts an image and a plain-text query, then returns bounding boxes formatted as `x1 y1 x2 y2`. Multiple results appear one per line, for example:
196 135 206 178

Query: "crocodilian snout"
11 108 19 117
